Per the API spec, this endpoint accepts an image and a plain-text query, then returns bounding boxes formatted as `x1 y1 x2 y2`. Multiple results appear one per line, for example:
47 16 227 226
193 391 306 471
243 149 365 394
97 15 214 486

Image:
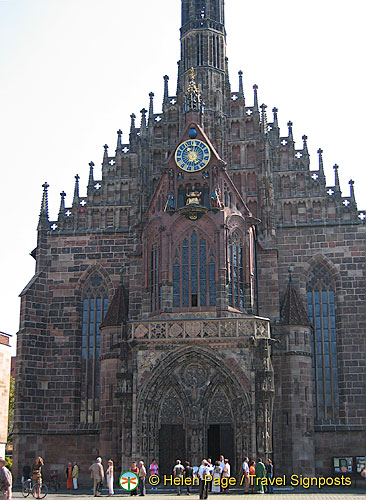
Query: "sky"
0 0 365 354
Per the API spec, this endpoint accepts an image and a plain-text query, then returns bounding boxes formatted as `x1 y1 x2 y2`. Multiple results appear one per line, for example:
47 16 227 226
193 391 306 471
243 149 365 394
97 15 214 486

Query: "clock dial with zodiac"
175 139 211 172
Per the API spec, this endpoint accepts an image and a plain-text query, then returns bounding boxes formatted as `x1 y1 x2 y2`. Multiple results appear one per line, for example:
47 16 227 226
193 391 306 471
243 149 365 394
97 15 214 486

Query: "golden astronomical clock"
175 139 211 172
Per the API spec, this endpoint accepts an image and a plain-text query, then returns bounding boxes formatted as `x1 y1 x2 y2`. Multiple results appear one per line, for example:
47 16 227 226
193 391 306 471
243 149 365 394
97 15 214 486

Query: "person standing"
265 459 274 494
222 459 230 493
66 462 73 490
249 461 256 494
72 462 79 490
149 459 159 490
173 460 185 496
0 458 12 500
106 460 114 496
211 461 222 494
184 461 193 495
130 462 139 497
254 458 266 494
206 459 214 492
198 459 209 500
138 461 146 496
89 457 104 497
32 457 44 499
242 457 250 494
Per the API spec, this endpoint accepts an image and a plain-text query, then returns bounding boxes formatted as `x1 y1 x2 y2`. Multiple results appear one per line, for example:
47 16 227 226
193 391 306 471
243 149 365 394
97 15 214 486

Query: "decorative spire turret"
238 70 244 98
260 104 267 134
163 75 169 109
116 130 122 154
287 121 293 141
272 107 279 128
302 135 309 155
280 267 311 326
58 191 66 219
140 108 147 137
103 144 108 164
87 162 95 194
184 67 202 113
38 181 49 229
349 179 355 201
148 92 154 124
253 84 259 112
129 113 136 146
317 148 324 175
333 164 341 194
73 174 80 206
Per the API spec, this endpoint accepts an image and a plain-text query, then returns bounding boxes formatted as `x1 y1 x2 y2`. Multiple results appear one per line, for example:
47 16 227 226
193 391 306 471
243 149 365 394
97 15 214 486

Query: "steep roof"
280 281 311 327
101 284 128 327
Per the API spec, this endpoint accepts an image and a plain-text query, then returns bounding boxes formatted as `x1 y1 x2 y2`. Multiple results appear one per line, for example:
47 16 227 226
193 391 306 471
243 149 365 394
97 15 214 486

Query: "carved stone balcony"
128 316 270 342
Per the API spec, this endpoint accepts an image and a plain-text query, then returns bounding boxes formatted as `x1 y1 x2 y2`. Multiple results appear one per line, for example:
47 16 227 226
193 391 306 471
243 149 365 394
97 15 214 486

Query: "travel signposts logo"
119 471 139 492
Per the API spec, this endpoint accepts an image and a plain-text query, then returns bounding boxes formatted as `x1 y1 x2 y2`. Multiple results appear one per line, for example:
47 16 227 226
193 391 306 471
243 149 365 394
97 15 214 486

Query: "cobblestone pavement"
11 489 366 499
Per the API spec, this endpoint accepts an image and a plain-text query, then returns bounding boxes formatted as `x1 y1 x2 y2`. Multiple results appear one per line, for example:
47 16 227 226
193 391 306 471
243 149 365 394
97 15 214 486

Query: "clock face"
175 139 211 172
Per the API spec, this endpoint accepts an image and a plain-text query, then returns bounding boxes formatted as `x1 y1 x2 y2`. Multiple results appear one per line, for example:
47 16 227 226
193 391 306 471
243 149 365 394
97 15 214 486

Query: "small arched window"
173 230 216 308
80 273 109 424
307 261 339 421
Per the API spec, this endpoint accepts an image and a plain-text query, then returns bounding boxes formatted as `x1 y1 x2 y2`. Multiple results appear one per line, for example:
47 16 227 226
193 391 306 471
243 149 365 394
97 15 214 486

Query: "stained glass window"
81 274 108 424
307 263 339 421
173 230 216 308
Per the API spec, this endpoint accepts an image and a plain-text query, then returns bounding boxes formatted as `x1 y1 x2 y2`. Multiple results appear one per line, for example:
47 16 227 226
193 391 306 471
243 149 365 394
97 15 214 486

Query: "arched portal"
135 347 252 474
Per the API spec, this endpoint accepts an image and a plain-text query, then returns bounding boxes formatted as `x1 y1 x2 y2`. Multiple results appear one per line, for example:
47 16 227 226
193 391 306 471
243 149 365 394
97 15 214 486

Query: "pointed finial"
140 108 147 137
163 75 169 108
287 121 293 141
238 70 244 98
73 174 80 205
40 182 49 216
115 129 123 154
58 190 66 217
302 134 308 154
260 104 267 133
129 113 136 145
272 107 278 127
288 266 293 285
333 164 340 191
184 67 202 113
87 162 95 194
148 92 154 123
38 182 50 229
253 84 258 111
317 148 324 175
348 179 355 200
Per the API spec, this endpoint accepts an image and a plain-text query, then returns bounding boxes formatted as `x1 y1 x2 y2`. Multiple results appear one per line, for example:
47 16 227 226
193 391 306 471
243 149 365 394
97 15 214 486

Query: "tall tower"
179 0 229 148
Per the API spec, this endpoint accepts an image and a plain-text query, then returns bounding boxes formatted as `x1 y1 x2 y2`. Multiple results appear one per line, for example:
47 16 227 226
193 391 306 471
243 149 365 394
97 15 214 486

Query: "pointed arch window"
80 273 108 424
307 262 339 421
150 245 161 312
228 232 245 309
173 230 216 308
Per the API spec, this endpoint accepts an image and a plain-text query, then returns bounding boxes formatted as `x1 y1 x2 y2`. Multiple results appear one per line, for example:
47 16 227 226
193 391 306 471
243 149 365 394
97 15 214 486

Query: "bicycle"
22 478 48 498
48 473 60 492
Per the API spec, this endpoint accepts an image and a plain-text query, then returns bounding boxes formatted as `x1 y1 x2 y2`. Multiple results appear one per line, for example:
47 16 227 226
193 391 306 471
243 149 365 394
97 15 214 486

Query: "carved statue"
164 194 175 211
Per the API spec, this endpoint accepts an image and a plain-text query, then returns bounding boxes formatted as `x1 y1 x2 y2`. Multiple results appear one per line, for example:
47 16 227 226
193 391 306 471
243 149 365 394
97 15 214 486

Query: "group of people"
89 457 114 496
242 457 274 494
65 461 79 490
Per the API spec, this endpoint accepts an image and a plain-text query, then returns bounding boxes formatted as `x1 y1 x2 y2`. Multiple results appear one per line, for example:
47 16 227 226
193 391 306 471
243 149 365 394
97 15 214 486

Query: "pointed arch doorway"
158 388 186 475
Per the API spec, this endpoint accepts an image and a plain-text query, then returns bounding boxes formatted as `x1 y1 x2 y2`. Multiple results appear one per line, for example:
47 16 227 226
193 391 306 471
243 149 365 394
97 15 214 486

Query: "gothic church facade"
14 0 365 481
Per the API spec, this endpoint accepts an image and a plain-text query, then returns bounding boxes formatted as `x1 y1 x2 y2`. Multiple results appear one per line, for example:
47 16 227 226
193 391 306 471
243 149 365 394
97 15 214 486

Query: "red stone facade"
13 0 365 484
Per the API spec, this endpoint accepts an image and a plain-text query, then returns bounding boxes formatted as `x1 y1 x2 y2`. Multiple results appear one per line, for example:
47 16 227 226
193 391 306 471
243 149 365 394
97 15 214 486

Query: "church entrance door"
207 424 234 464
159 424 186 476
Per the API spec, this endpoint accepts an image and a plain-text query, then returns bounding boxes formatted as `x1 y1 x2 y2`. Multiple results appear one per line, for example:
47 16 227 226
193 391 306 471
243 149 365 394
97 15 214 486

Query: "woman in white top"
106 459 114 496
212 461 222 493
